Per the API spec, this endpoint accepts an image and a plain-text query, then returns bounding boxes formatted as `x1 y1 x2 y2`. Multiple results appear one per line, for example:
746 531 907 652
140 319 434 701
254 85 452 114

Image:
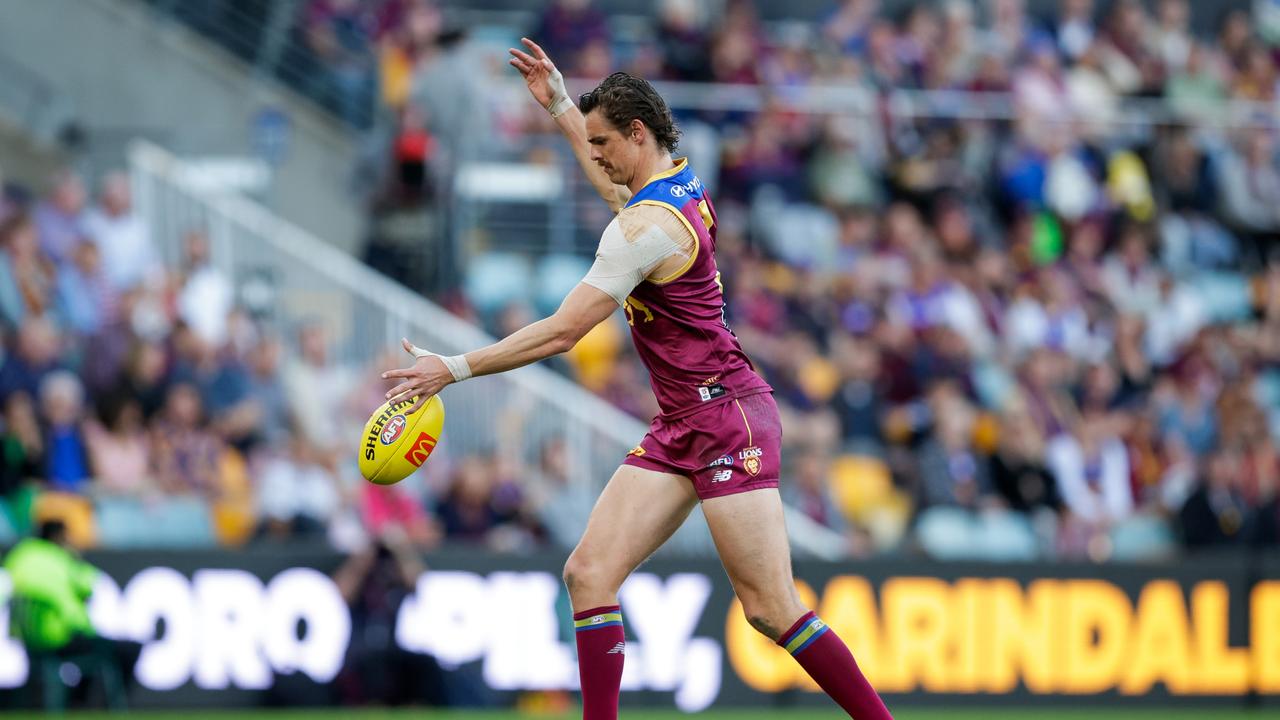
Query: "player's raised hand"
381 338 452 415
508 37 568 112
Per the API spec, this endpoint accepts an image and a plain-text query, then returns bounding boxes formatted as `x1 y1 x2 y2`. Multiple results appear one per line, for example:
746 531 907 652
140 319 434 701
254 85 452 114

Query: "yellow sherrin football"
358 395 445 485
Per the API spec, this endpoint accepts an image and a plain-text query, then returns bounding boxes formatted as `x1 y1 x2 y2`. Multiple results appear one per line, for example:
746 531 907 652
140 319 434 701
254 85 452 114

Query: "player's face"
585 109 638 186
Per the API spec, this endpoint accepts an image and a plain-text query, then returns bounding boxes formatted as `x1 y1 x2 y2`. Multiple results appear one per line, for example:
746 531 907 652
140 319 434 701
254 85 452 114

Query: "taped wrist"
546 67 573 118
408 343 473 382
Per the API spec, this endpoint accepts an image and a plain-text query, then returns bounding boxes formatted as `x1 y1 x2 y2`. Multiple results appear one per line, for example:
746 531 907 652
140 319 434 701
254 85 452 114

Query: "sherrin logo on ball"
358 395 445 485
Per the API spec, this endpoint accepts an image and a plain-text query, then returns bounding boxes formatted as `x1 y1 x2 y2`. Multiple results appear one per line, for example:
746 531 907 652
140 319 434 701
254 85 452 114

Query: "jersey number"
624 296 654 326
698 199 714 230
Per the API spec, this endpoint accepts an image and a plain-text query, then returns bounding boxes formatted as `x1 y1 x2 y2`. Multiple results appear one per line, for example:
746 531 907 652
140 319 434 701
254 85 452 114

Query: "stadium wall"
2 549 1279 711
0 0 364 251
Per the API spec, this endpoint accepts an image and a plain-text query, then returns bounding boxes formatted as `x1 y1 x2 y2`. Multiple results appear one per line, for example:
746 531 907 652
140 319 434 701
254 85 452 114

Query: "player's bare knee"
745 611 784 640
563 550 611 597
740 592 808 642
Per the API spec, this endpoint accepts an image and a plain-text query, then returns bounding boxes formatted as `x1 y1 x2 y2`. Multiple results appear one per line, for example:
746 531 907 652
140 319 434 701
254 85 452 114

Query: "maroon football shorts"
622 390 781 500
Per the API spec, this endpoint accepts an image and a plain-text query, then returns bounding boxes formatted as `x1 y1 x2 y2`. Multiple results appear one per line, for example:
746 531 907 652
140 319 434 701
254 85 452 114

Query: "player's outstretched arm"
509 38 631 212
381 283 619 412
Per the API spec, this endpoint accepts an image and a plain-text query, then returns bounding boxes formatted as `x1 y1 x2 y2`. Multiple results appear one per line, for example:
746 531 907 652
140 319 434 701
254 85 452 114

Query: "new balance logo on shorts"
607 642 626 655
712 469 733 483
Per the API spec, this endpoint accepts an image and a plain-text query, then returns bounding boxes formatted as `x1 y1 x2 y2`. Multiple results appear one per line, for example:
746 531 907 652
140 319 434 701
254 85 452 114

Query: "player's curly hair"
578 72 681 153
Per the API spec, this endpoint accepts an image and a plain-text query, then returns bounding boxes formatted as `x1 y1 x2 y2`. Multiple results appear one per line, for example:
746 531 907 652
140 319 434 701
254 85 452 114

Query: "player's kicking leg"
703 487 894 719
563 463 699 720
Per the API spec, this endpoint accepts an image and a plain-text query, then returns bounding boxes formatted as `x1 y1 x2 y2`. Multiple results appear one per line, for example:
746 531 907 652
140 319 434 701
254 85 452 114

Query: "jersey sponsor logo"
707 454 733 468
380 415 407 445
670 184 686 198
698 383 727 402
711 469 733 483
402 431 438 467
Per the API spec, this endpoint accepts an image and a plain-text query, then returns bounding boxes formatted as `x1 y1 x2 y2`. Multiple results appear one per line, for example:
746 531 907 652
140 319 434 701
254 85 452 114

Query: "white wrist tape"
408 342 473 382
546 66 573 118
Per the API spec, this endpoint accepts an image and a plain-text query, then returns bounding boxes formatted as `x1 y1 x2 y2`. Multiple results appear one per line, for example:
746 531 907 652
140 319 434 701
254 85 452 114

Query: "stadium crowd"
0 168 568 554
361 0 1280 561
1 0 1279 563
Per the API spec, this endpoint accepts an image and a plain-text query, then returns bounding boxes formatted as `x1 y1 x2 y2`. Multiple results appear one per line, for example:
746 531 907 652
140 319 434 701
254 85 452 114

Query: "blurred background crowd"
3 0 1280 563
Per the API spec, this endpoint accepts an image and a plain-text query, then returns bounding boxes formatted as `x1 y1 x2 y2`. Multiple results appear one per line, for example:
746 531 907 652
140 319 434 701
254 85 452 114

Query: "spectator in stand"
533 0 608 71
32 170 86 268
0 392 42 536
121 339 170 421
785 448 869 556
176 230 234 349
526 436 593 550
377 0 440 112
256 434 340 542
1054 0 1096 62
914 384 995 509
1047 409 1134 546
657 0 710 81
301 0 378 127
84 392 153 497
150 381 224 497
245 333 291 449
0 213 54 330
0 317 64 403
55 240 118 339
83 172 159 293
1179 445 1256 548
1218 127 1280 240
361 481 439 551
284 321 356 455
39 371 90 493
435 455 510 544
989 396 1060 512
1152 0 1193 73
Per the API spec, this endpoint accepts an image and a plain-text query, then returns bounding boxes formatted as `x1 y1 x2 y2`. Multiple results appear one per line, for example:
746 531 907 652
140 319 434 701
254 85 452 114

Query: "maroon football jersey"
620 159 772 419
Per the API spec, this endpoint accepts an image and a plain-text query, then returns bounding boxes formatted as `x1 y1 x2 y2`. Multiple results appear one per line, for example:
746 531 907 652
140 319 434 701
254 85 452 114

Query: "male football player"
383 38 892 720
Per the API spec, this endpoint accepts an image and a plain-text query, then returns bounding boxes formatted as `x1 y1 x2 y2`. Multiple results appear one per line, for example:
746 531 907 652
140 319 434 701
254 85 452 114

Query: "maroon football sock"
573 604 626 720
778 611 893 719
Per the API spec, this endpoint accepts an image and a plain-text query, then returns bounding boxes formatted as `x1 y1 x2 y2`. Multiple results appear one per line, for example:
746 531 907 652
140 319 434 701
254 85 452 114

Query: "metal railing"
129 139 848 558
130 141 740 556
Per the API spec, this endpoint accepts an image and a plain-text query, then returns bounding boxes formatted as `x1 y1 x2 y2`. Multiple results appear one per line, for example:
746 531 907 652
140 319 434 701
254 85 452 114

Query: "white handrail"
128 139 647 449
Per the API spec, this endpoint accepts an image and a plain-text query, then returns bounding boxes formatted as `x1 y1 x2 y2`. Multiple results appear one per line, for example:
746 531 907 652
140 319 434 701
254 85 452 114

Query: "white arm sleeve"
581 214 685 306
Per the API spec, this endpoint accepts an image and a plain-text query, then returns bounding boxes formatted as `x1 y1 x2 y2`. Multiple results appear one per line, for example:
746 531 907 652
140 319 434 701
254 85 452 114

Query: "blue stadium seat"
535 254 593 317
465 252 533 316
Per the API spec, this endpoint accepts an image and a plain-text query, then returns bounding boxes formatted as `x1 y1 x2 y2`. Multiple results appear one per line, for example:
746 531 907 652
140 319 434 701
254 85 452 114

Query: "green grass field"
6 710 1280 719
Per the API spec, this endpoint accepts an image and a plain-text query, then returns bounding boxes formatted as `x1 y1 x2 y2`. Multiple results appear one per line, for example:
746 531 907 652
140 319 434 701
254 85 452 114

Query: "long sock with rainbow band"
573 605 625 720
778 610 893 719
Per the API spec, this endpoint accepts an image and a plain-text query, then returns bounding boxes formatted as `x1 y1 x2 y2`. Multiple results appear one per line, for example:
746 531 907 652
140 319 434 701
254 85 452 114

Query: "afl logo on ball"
380 415 407 445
